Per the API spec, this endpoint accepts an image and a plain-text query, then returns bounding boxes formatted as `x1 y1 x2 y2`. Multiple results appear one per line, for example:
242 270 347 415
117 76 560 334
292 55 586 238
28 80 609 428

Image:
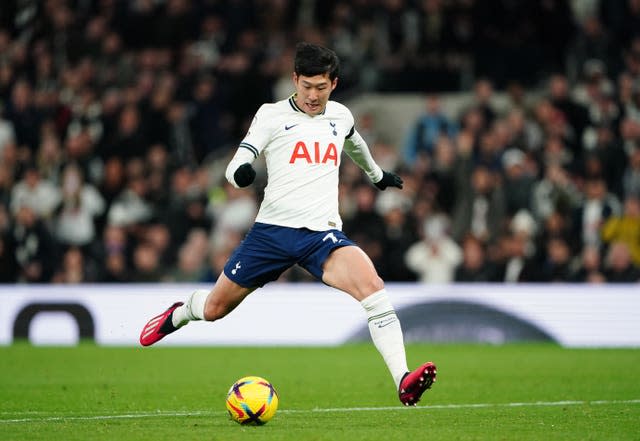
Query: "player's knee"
203 299 229 321
361 275 384 298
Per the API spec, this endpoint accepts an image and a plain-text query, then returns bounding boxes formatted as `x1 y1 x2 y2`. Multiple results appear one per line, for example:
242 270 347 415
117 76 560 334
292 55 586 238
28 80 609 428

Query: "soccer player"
140 42 436 406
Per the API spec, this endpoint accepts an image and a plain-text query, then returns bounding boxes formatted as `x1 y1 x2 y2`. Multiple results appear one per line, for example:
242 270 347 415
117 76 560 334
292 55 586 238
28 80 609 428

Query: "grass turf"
0 343 638 440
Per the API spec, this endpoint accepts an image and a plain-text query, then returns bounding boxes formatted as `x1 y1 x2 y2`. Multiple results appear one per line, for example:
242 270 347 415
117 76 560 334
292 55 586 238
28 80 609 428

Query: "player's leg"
322 245 436 405
139 273 254 346
321 245 384 300
140 223 294 347
322 246 407 383
175 272 256 323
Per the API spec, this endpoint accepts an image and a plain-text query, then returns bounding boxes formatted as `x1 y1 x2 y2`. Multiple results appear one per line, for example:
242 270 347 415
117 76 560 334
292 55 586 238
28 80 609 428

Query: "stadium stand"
0 0 638 283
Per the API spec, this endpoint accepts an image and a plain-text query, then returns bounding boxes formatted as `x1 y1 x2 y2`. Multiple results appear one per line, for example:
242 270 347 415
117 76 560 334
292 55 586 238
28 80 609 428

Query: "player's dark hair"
294 42 340 81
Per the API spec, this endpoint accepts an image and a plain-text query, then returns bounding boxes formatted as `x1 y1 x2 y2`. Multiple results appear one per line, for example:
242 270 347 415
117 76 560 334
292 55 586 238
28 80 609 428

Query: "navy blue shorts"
223 222 355 288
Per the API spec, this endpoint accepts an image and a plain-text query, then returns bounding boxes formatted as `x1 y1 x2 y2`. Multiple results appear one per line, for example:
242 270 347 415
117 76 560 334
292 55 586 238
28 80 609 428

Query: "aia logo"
289 141 338 165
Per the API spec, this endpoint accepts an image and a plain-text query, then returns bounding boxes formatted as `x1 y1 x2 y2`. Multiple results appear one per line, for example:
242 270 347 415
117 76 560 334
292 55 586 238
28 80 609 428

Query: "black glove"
374 170 403 190
234 163 256 187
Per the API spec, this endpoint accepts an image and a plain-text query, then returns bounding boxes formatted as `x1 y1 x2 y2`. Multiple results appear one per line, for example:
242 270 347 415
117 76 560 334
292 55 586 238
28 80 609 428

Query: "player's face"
293 73 337 116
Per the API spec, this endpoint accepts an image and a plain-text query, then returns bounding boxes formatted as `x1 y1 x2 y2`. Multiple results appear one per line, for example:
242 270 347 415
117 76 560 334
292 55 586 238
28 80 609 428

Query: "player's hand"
234 163 256 187
374 170 403 190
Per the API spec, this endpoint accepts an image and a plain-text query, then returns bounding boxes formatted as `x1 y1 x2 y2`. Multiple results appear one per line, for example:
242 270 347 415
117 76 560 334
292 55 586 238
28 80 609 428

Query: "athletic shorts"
223 222 355 288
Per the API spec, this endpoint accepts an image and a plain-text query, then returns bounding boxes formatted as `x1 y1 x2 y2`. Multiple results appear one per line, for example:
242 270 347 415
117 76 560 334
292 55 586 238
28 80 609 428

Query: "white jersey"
225 95 383 231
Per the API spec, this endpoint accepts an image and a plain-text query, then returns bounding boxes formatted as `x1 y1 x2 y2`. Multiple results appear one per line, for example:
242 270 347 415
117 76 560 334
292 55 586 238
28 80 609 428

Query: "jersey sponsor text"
289 141 338 165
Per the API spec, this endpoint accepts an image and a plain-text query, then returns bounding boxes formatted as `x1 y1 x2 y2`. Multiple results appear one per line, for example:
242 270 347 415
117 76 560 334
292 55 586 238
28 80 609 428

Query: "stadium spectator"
166 229 209 282
98 156 126 211
572 175 621 249
491 210 539 282
451 156 506 244
504 107 544 154
547 74 590 157
144 144 172 210
54 163 105 249
619 118 640 158
603 241 640 282
131 242 164 283
200 230 243 284
35 132 65 185
601 195 640 265
344 182 387 242
621 37 640 81
0 105 16 156
492 231 539 283
99 224 130 283
570 244 605 283
52 246 99 284
375 189 418 281
142 223 174 269
405 214 462 283
474 124 505 171
12 204 58 283
163 167 210 254
623 148 640 197
539 236 573 282
189 74 228 162
10 164 61 219
583 126 627 199
4 79 42 158
531 164 580 221
101 104 149 160
467 78 498 128
535 210 578 257
424 134 458 213
106 162 154 228
454 235 496 282
501 148 536 216
402 95 458 163
207 181 257 250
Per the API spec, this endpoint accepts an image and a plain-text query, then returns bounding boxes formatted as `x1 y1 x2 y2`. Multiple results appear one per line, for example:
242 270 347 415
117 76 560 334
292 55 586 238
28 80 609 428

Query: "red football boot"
139 302 183 346
398 362 437 406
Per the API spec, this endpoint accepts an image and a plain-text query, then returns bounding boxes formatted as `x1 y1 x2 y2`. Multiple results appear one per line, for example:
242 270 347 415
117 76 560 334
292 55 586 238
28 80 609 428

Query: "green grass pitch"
1 343 639 440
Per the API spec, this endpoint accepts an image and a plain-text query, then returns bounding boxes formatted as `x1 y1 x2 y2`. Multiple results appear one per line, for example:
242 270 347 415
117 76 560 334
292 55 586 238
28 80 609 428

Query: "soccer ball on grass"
225 376 279 425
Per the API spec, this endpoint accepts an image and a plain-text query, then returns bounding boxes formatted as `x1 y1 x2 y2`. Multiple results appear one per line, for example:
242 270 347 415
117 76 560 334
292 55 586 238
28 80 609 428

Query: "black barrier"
12 303 95 342
348 300 556 344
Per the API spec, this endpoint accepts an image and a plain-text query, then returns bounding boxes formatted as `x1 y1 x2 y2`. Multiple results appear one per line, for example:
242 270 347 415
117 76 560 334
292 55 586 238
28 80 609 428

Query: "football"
225 376 279 425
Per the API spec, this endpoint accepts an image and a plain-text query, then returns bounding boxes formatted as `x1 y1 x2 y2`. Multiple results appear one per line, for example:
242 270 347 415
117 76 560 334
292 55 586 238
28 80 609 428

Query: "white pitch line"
1 399 639 424
0 411 212 424
286 399 640 413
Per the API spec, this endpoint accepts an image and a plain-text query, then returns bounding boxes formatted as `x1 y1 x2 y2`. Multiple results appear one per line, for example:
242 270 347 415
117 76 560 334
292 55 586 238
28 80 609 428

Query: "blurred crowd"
0 0 639 284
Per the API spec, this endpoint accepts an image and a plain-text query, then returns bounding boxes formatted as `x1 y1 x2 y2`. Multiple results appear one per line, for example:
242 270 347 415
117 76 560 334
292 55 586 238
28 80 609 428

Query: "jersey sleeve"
225 105 275 188
343 127 383 183
239 104 274 158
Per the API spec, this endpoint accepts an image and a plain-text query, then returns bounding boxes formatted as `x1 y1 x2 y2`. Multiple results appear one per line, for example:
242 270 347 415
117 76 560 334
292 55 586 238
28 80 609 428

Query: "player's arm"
225 105 273 188
343 127 403 190
225 146 258 188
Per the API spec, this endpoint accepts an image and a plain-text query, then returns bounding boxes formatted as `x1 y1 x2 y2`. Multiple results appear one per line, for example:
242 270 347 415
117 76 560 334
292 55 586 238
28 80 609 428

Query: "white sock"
171 289 209 327
361 289 409 388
